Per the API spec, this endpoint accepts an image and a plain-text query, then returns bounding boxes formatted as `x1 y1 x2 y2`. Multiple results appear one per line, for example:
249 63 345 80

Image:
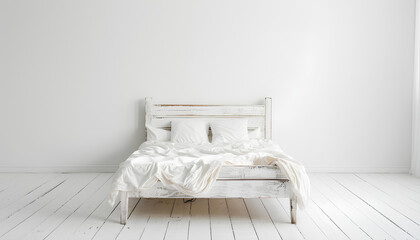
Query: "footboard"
127 179 289 198
120 177 297 224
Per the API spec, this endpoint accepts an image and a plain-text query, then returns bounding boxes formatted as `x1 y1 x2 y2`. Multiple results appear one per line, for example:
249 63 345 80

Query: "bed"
113 97 308 225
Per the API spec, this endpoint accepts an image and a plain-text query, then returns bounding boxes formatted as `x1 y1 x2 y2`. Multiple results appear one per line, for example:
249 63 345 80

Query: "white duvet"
109 139 310 208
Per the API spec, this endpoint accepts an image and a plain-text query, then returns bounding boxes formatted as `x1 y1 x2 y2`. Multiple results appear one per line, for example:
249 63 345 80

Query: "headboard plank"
151 106 265 116
145 98 272 140
145 97 153 126
151 117 264 128
265 97 272 140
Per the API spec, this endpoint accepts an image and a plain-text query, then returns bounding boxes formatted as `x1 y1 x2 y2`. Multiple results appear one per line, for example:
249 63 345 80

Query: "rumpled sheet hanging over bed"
109 139 310 208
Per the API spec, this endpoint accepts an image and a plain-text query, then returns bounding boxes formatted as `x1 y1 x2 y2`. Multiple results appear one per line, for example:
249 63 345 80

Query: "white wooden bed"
119 97 297 224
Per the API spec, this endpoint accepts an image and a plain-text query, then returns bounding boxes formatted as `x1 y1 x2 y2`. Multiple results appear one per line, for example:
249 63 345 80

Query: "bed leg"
120 191 128 225
290 194 297 224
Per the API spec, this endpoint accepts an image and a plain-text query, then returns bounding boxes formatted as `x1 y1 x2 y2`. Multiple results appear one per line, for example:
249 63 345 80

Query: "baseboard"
0 165 410 173
305 166 410 173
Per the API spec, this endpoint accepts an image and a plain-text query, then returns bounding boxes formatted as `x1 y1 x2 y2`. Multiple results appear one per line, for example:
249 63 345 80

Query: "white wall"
0 0 415 172
412 0 420 177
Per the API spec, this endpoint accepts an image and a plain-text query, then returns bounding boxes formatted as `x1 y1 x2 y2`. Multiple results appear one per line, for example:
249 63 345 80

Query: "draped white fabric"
109 139 310 208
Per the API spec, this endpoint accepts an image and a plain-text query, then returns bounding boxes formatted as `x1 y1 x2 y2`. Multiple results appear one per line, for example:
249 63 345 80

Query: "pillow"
146 125 171 141
170 120 210 144
210 119 249 144
248 128 262 139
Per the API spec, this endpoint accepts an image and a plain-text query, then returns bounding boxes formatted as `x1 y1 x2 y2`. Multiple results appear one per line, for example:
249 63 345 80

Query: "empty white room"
0 0 420 239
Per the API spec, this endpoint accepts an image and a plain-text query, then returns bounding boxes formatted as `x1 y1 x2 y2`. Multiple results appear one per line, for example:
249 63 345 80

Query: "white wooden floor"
0 173 419 240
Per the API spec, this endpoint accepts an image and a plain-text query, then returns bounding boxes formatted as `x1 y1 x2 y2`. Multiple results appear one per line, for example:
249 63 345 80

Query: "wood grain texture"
331 174 420 238
145 97 270 138
261 198 304 240
209 199 234 240
1 173 420 240
138 199 174 240
189 199 211 240
218 165 286 179
290 194 297 224
120 191 128 225
225 199 258 240
310 174 390 240
150 116 265 128
127 180 289 199
151 105 265 116
244 198 282 240
0 174 96 239
163 199 191 240
44 174 115 240
315 174 413 240
130 98 292 227
18 174 111 240
264 97 272 139
115 198 150 240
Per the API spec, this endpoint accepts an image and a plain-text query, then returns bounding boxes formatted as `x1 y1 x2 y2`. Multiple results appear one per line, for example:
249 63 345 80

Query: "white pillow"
171 120 210 144
248 128 262 139
210 119 249 144
146 125 171 141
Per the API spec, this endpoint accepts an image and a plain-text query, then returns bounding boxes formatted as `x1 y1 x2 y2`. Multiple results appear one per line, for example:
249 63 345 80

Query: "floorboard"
277 197 328 240
386 174 420 193
209 199 235 240
91 196 139 240
244 198 282 240
0 173 419 240
226 199 258 240
163 199 191 240
1 174 98 240
45 174 114 240
261 198 305 240
138 198 174 240
0 174 54 207
116 198 151 240
189 198 211 240
320 174 415 240
310 183 371 239
311 174 391 240
363 174 420 204
332 174 420 238
24 174 111 240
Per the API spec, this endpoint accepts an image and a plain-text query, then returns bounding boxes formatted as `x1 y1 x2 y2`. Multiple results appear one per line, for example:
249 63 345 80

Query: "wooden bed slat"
265 97 272 139
128 180 289 199
218 165 286 180
150 116 264 128
151 105 265 116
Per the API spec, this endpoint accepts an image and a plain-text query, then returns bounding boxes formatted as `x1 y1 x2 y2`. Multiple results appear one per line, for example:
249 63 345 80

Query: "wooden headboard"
145 97 272 140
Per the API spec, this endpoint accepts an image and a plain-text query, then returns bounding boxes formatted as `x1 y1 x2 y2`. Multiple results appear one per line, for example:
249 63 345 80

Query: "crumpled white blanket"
109 139 310 208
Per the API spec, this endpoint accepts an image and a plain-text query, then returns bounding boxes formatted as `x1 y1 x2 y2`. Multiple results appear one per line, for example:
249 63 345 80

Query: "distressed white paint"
120 192 128 225
151 105 266 116
151 117 265 129
265 97 272 139
125 180 290 199
218 165 286 179
120 98 296 225
1 173 420 239
146 98 267 137
290 194 297 224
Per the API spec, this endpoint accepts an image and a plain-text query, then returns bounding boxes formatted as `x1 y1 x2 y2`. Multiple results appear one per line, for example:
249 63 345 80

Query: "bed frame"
119 97 296 224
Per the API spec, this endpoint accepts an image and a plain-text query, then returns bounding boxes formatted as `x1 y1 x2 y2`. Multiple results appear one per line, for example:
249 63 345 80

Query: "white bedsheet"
109 139 310 208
